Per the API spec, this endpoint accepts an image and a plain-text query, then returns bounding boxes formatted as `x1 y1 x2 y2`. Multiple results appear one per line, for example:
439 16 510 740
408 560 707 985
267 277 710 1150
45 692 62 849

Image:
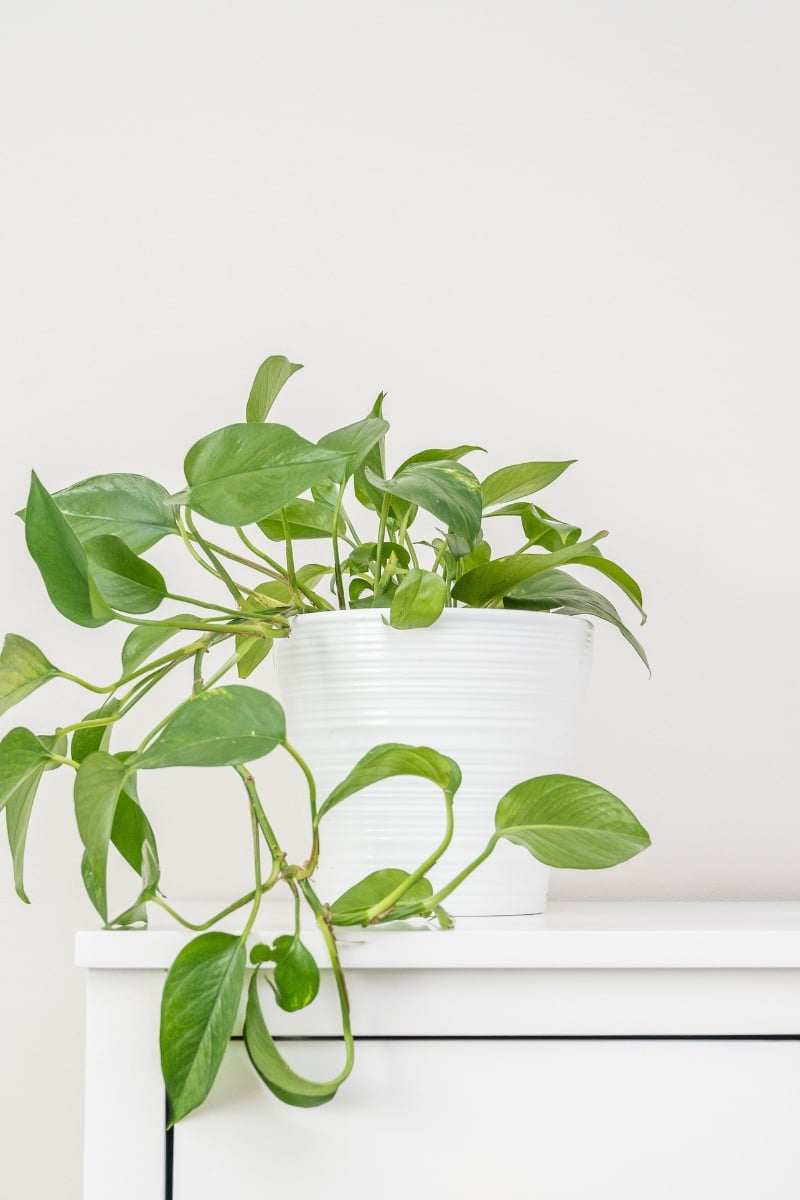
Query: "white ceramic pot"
273 608 592 916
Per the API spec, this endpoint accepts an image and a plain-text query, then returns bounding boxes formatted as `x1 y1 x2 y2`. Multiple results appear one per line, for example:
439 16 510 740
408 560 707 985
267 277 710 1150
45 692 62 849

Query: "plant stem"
241 806 264 939
299 879 355 1083
365 790 455 922
331 476 347 608
184 511 246 606
420 835 499 913
374 492 390 584
283 739 319 874
235 528 289 579
234 765 282 862
280 510 302 608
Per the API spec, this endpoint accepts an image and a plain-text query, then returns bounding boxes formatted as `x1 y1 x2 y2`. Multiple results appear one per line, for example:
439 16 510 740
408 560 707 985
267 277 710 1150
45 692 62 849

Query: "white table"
76 902 800 1199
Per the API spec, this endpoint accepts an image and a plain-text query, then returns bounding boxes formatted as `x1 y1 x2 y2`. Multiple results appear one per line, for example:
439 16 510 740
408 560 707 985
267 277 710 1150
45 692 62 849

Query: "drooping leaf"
244 973 342 1108
485 502 582 550
1 729 64 903
161 932 246 1124
451 533 607 606
84 535 167 614
121 619 195 674
396 445 485 472
494 774 651 869
504 570 649 670
481 460 575 509
389 569 448 630
329 869 434 926
318 743 461 823
134 685 286 769
568 549 646 621
318 416 390 480
366 460 483 550
19 473 179 553
249 935 320 1012
177 423 347 526
353 392 388 512
24 472 112 628
235 566 331 679
257 499 346 542
73 751 131 921
246 355 303 423
0 634 59 718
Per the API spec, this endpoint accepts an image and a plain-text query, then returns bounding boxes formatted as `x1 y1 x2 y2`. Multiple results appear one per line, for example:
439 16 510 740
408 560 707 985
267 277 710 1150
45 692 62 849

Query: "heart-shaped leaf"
161 932 246 1124
133 685 286 769
73 751 131 921
505 570 649 670
366 460 483 550
451 532 607 606
121 620 195 674
318 416 390 480
246 356 303 423
85 535 167 614
389 569 447 630
249 935 320 1012
19 473 179 553
243 973 342 1108
318 743 461 823
24 472 112 628
329 869 434 926
494 774 651 868
481 461 575 508
0 634 60 718
178 423 347 526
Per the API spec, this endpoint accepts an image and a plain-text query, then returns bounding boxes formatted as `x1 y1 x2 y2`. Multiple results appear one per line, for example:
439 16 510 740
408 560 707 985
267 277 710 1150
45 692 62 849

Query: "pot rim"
287 607 592 631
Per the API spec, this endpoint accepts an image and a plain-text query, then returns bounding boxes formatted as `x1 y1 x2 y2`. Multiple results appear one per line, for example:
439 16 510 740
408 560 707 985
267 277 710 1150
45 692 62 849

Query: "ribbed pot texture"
273 609 593 916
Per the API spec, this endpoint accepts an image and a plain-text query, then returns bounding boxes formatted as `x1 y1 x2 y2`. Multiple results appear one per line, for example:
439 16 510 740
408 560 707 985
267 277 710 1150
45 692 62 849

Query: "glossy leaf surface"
246 355 303 423
318 743 461 822
481 460 575 508
389 569 447 629
250 935 320 1012
366 460 483 549
24 472 111 627
451 533 607 606
318 416 390 479
134 685 286 769
396 445 485 472
0 634 59 718
85 535 167 614
161 932 246 1124
179 423 346 526
257 499 345 542
330 869 434 926
505 570 649 670
25 473 179 553
121 620 193 674
1 729 63 902
353 392 388 511
495 774 651 868
244 974 340 1108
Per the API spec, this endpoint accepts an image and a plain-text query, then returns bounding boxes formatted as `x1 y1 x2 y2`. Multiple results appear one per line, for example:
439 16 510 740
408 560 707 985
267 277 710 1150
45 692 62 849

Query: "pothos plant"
0 354 650 1123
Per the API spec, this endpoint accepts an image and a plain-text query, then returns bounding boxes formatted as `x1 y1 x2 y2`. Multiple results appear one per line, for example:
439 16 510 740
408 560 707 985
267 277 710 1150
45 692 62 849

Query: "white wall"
1 2 798 1195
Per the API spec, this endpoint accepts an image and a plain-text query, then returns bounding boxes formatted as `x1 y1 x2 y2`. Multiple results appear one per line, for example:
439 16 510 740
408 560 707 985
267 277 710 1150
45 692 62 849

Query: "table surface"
75 901 800 970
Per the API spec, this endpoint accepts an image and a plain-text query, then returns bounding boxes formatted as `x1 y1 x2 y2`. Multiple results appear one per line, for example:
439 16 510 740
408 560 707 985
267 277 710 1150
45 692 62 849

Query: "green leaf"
121 620 194 674
133 685 286 769
318 416 390 480
353 392 388 512
494 774 651 869
244 973 341 1108
396 445 485 472
24 472 112 628
460 538 491 573
161 932 246 1124
73 751 130 921
257 499 346 542
330 869 434 926
71 698 121 763
84 535 167 614
1 729 63 903
504 570 650 671
481 461 575 508
366 460 483 550
235 567 330 679
318 743 461 823
485 502 582 550
19 474 179 553
569 550 646 621
344 542 410 575
389 569 447 630
451 533 607 607
246 356 303 423
249 936 320 1012
178 423 347 526
0 634 59 718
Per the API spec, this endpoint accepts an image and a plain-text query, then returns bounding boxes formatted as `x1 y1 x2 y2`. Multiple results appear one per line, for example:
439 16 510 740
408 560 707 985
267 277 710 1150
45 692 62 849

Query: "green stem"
284 740 319 874
420 835 499 913
241 806 264 939
280 510 301 607
299 879 355 1083
374 492 390 584
331 476 347 608
49 754 79 769
164 592 243 616
365 790 455 922
235 528 289 579
184 511 246 606
55 672 115 695
234 764 282 861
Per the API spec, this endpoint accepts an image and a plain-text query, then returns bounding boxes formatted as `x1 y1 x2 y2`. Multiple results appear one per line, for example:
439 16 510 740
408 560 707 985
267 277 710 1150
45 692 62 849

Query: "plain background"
1 2 799 1195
